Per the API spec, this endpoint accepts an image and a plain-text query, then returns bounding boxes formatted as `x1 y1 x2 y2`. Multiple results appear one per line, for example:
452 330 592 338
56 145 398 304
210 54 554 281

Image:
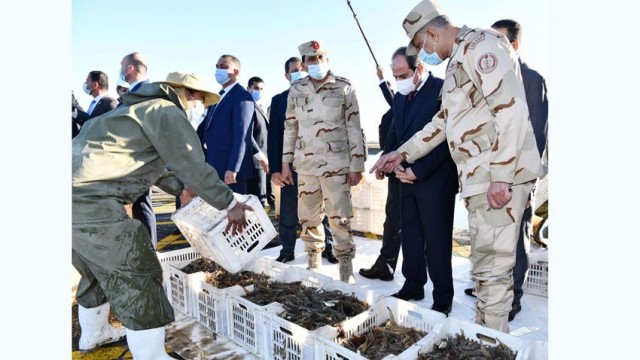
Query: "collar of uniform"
310 70 336 91
450 25 475 60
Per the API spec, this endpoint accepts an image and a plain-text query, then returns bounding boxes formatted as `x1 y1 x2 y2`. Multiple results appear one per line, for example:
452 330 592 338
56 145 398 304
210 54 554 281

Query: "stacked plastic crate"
350 175 387 236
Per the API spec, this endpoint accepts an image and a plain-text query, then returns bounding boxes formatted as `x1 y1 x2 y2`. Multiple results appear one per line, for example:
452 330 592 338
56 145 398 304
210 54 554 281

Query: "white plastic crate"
368 209 386 236
351 207 369 233
524 247 549 297
226 266 334 357
156 247 201 296
263 269 383 360
171 194 277 273
351 183 371 209
521 340 548 360
368 180 388 211
165 264 206 317
417 317 528 360
194 256 289 340
314 296 445 360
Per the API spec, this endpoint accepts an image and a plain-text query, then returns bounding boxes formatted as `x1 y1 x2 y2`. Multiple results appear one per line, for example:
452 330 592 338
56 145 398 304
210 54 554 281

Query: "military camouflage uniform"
282 71 366 263
72 83 235 330
399 18 542 330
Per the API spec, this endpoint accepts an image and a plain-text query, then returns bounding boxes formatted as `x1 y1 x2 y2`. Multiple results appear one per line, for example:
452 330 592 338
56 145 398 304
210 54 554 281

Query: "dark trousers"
247 168 267 204
228 179 248 194
266 173 275 207
399 185 456 307
513 205 532 305
380 176 402 270
279 170 332 256
132 189 157 249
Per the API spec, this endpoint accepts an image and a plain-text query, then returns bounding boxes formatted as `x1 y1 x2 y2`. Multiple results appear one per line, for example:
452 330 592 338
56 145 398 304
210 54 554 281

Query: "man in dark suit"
72 71 119 137
268 56 337 264
463 19 550 322
246 76 271 207
359 69 403 281
118 52 157 249
380 47 458 315
198 54 256 194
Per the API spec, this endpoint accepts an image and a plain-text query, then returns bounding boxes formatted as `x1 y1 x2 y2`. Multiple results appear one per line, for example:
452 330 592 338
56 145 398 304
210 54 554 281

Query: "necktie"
87 99 97 115
219 89 225 96
407 91 417 102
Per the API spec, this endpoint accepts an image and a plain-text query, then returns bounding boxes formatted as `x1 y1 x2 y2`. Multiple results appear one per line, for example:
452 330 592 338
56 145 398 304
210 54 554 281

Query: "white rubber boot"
125 326 175 359
78 303 125 353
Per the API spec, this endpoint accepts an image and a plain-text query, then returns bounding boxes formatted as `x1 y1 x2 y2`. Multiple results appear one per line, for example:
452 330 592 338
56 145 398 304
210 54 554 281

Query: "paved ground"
71 187 473 360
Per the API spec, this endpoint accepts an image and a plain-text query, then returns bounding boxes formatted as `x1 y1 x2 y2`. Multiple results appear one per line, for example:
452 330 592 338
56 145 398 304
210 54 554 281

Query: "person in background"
73 71 252 358
197 54 256 195
463 18 549 322
269 56 337 264
72 71 119 137
119 52 158 249
247 76 271 208
358 66 403 281
371 0 542 331
281 40 366 282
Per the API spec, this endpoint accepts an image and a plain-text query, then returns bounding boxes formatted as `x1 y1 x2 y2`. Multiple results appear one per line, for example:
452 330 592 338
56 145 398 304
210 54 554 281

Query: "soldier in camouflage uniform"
73 72 251 358
371 0 542 332
280 40 366 283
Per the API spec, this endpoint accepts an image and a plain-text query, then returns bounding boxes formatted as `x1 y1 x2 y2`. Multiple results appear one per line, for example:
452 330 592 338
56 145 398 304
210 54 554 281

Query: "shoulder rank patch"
467 32 485 51
477 53 498 74
334 75 351 85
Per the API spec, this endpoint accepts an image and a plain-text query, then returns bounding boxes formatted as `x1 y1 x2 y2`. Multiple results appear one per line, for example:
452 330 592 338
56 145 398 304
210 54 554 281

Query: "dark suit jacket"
385 73 457 190
379 81 394 108
520 58 548 157
267 89 288 174
198 83 256 180
251 103 269 168
74 95 119 137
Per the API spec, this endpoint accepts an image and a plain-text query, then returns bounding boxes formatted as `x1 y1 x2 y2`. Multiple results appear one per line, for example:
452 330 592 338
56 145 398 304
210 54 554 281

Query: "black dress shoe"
322 249 338 264
359 256 394 281
275 253 294 263
464 288 477 298
508 302 522 322
391 288 424 301
431 303 452 316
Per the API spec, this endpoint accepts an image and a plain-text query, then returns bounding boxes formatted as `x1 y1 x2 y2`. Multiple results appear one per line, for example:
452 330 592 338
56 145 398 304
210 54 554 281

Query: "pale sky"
72 0 549 143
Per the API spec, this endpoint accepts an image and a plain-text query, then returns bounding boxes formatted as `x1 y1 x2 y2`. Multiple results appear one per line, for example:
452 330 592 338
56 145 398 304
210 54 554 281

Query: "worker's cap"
298 40 329 57
158 71 220 107
402 0 445 56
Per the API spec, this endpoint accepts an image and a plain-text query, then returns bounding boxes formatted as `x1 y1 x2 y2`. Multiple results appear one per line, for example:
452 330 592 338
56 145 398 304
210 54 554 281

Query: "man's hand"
259 159 269 174
347 172 363 186
395 166 417 184
224 171 237 185
179 187 197 207
271 172 283 187
280 163 293 185
487 182 513 209
225 201 254 236
369 151 404 175
376 67 384 81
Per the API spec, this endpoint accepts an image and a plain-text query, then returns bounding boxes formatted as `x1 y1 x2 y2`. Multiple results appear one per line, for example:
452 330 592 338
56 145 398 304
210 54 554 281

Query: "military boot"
307 250 321 270
339 258 355 284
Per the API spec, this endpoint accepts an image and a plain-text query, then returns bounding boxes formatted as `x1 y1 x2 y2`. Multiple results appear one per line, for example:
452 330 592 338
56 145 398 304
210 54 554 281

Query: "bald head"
120 52 148 83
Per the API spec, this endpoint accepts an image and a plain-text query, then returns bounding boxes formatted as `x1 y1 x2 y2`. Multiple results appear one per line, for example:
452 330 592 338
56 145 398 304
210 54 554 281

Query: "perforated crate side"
262 303 323 360
351 183 371 209
524 248 549 297
166 265 206 317
368 180 388 211
368 209 386 236
226 285 267 357
195 279 229 337
314 296 444 360
350 207 369 233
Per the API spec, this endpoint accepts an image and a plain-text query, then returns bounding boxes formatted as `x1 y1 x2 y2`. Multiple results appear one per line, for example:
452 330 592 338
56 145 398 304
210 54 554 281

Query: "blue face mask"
82 83 91 95
251 90 262 102
418 40 444 66
215 68 231 85
119 67 127 82
308 63 328 80
290 71 308 84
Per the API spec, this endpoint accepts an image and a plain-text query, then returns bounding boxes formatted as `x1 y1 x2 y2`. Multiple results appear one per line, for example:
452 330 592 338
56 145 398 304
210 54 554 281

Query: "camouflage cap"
402 0 445 56
298 40 329 57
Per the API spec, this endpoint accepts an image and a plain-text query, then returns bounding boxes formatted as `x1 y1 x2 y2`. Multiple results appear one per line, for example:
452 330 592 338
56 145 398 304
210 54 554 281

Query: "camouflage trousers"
297 174 355 260
465 182 534 332
72 200 174 330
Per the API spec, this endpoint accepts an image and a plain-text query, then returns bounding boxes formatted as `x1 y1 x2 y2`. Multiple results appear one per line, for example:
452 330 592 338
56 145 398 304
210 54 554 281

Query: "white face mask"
396 77 416 95
308 63 329 80
187 101 205 129
290 70 308 84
